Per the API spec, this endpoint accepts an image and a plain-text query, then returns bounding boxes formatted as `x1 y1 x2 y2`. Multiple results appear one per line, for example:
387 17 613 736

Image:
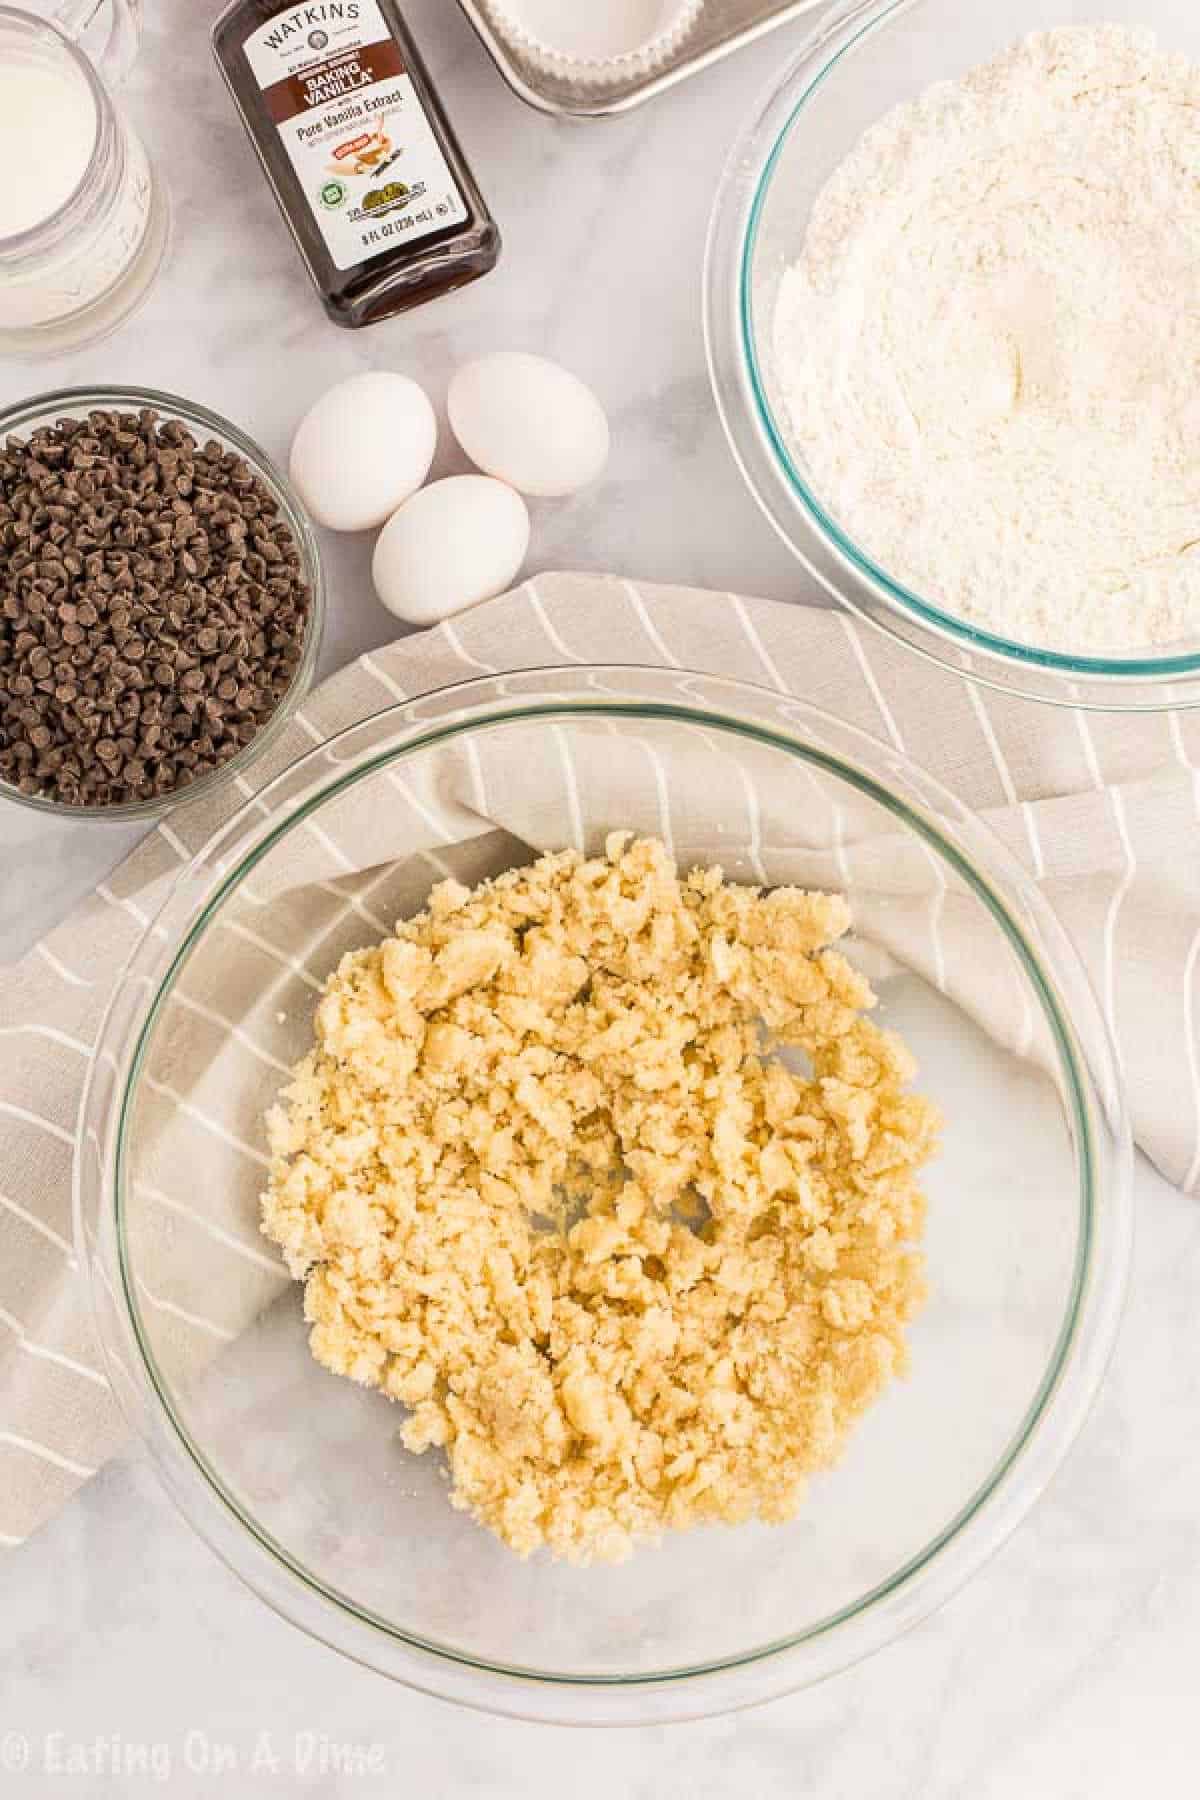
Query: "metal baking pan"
454 0 831 117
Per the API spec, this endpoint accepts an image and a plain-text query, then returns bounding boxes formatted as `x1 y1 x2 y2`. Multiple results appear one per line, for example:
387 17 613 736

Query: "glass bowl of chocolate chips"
0 386 325 818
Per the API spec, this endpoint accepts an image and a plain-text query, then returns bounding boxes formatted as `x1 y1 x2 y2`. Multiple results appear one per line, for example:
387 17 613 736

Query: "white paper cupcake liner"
480 0 705 86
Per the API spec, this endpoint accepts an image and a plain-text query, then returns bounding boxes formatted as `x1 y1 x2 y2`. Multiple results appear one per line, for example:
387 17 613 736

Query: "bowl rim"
78 672 1133 1721
707 0 1200 700
0 383 325 822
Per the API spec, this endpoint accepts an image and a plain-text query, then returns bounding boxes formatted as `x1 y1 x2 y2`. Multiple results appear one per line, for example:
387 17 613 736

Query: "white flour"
774 25 1200 656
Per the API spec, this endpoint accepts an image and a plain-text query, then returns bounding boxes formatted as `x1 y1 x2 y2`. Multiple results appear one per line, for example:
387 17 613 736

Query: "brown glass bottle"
213 0 500 329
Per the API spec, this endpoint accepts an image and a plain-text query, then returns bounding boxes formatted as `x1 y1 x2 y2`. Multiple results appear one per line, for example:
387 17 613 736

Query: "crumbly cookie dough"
263 836 940 1564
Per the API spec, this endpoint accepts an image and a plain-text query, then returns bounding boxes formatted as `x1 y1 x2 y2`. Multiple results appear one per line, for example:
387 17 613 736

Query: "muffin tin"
454 0 828 116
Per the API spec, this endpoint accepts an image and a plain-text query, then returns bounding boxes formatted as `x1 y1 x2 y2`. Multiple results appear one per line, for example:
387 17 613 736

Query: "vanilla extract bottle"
213 0 500 328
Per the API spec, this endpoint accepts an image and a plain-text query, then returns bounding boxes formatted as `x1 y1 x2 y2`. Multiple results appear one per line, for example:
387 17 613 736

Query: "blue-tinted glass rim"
738 0 1200 681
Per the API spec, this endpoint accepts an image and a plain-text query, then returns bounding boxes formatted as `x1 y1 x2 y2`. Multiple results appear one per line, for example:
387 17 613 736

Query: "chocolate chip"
0 408 312 808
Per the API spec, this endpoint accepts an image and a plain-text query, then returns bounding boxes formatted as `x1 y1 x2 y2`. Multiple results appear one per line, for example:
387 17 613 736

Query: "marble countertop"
4 3 1199 1793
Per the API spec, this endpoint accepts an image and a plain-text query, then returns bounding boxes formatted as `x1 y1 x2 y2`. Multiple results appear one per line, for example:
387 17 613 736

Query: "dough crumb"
262 837 940 1564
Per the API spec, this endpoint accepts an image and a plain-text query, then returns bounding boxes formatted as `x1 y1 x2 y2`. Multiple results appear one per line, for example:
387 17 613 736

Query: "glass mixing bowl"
0 386 325 822
705 0 1200 711
77 670 1132 1723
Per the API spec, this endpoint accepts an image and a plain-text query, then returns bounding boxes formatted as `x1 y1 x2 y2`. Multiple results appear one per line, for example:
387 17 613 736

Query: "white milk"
0 56 98 237
0 41 163 345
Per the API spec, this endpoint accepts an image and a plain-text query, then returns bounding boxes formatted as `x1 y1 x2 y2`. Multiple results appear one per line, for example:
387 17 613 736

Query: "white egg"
372 476 531 626
289 371 437 532
448 351 610 498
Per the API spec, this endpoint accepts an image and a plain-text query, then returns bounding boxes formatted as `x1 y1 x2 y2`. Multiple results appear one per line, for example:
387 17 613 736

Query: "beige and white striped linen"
2 571 1199 1549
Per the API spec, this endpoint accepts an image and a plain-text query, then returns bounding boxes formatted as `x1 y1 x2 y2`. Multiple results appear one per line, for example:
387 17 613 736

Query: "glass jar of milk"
0 2 169 356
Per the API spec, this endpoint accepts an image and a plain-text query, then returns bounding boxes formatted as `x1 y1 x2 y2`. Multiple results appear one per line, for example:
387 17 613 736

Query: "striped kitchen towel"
2 572 1198 1548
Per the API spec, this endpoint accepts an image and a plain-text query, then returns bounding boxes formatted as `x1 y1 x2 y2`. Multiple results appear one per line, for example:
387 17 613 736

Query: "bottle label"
242 1 468 272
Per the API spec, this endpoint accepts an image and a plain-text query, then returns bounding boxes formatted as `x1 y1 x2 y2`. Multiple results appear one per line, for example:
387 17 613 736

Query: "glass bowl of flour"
706 0 1200 711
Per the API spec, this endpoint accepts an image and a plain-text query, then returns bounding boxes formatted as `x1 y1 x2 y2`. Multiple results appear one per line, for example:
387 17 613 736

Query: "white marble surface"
3 2 1200 1791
